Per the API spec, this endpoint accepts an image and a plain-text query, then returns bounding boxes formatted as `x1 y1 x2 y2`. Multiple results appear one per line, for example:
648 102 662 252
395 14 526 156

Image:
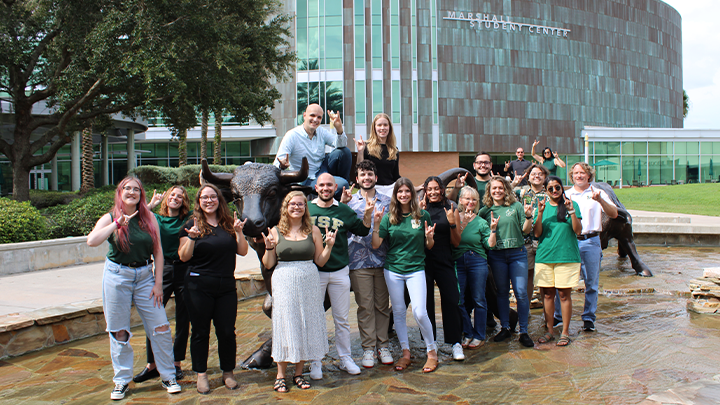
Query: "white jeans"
318 266 352 358
384 269 437 353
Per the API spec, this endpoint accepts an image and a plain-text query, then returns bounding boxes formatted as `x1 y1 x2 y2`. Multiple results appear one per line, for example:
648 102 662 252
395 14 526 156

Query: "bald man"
274 104 351 199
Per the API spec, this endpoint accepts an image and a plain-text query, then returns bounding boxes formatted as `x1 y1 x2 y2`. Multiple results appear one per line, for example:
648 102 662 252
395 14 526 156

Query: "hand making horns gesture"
354 137 365 153
490 212 499 231
116 210 139 227
277 153 290 170
373 206 386 225
523 199 534 218
419 193 428 210
185 222 201 239
460 205 476 224
328 110 343 131
364 196 377 215
564 196 574 212
149 189 165 208
233 212 247 234
262 227 276 250
455 172 469 189
536 198 546 214
590 185 603 202
324 226 337 247
340 184 355 204
424 221 436 239
444 205 457 226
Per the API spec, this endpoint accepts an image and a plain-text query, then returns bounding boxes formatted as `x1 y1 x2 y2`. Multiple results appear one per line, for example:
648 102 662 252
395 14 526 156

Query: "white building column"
126 129 136 172
102 133 109 185
50 155 58 191
71 131 81 191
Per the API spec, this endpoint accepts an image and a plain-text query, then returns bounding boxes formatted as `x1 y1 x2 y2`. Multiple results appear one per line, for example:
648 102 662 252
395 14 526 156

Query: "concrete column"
50 155 58 191
71 131 81 191
102 133 109 185
126 129 135 172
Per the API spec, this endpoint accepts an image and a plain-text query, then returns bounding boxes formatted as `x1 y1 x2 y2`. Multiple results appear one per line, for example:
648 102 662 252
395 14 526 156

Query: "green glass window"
226 141 241 157
391 0 399 69
412 80 418 124
297 0 308 68
355 80 366 124
648 141 671 155
241 141 250 156
372 80 383 116
372 0 382 69
676 141 699 155
392 80 400 123
354 0 364 69
433 81 438 124
592 156 620 184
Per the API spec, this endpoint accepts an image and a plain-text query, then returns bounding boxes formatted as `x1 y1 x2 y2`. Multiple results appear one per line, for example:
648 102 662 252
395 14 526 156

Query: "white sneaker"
452 343 465 361
361 350 375 368
309 360 323 380
339 356 361 375
110 383 128 400
378 347 393 365
161 377 182 394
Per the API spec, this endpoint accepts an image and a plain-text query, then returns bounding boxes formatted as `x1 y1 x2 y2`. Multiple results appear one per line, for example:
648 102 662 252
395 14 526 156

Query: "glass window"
592 156 620 184
392 80 400 124
675 155 699 184
169 143 178 158
372 0 382 69
226 141 241 157
241 141 250 156
676 141 699 155
325 81 343 122
355 80 366 124
433 81 438 124
372 80 383 116
647 156 672 185
354 0 364 69
648 141 671 155
391 1 399 69
412 80 418 124
700 156 719 182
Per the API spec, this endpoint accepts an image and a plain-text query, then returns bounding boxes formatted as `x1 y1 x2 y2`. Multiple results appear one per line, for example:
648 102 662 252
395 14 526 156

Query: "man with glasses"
449 152 493 202
519 164 550 309
505 148 532 187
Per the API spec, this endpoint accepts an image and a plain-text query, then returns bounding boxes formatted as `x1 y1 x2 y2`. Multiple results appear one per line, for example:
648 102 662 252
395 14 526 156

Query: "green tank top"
107 214 154 264
542 159 557 176
276 229 315 262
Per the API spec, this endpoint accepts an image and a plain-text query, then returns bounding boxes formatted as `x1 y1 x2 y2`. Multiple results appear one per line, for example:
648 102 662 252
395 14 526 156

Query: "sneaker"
309 360 323 380
110 383 129 400
378 347 393 365
361 350 375 368
162 377 182 394
452 343 465 361
553 318 563 328
519 333 534 348
133 366 159 383
339 356 361 375
493 328 512 342
583 320 596 332
175 366 184 380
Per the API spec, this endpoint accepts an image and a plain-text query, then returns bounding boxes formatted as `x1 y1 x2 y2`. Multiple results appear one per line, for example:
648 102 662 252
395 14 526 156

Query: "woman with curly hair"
355 113 400 194
87 177 181 400
261 191 336 393
178 184 249 394
531 140 566 176
372 177 439 373
479 177 534 348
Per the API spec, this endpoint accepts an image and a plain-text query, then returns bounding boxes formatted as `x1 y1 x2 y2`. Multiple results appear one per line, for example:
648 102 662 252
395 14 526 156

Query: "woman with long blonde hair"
261 191 336 393
355 113 400 189
371 177 439 373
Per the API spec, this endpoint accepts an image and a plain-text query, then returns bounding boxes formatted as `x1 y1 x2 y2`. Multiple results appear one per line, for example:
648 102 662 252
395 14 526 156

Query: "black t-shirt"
509 159 532 186
179 218 237 277
364 145 400 186
425 199 456 262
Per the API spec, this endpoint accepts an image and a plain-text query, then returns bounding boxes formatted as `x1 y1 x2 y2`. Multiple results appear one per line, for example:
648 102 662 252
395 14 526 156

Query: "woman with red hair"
87 177 181 400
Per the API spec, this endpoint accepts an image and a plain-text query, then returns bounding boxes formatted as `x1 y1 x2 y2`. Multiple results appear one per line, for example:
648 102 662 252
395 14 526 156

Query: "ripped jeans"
102 259 175 385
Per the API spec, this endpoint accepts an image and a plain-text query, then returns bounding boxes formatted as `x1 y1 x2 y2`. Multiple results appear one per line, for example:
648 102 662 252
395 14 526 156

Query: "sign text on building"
444 12 570 38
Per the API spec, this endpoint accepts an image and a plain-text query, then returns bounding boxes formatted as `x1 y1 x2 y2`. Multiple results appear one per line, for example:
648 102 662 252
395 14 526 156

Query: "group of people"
88 103 618 399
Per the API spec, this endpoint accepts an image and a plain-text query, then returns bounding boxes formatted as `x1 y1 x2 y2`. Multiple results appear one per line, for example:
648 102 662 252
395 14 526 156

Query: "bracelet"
265 247 275 251
114 219 122 227
525 216 532 220
491 230 497 233
568 210 576 215
373 230 379 234
449 223 457 229
188 236 197 240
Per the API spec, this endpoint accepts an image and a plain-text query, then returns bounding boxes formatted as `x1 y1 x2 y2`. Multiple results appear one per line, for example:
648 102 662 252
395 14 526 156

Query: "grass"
613 183 720 217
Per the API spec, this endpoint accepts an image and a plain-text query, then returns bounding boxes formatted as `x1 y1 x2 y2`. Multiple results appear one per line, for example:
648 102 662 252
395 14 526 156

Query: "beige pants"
525 240 539 303
349 267 391 350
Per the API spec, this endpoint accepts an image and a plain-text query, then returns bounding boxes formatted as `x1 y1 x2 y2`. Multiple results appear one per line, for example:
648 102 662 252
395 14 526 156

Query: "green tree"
0 0 294 201
683 90 689 119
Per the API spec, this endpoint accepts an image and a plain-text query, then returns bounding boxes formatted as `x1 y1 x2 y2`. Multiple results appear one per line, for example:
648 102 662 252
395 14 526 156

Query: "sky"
661 0 720 129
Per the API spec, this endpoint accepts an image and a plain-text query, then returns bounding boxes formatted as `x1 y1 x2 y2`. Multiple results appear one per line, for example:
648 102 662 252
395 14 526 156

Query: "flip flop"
467 338 484 349
538 333 555 344
422 357 438 373
394 357 411 371
557 334 571 347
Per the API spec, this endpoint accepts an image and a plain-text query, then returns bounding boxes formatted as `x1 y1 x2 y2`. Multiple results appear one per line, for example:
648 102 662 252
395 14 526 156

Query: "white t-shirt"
565 185 615 235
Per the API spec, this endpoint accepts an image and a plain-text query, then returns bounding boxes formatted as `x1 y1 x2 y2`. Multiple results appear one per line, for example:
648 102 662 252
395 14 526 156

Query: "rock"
703 267 720 278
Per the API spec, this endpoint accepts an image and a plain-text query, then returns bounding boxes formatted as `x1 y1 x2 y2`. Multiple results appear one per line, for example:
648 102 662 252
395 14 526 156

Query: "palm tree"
80 123 94 193
213 109 223 165
177 128 188 166
200 109 209 159
296 60 344 125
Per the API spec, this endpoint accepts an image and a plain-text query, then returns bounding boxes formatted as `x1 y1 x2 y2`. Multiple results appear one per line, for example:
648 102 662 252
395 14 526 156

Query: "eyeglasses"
474 161 491 165
529 172 545 177
199 195 219 202
547 185 563 192
122 186 141 193
288 202 305 208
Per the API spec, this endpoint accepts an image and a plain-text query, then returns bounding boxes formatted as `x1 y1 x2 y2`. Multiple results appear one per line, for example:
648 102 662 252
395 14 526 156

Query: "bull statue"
590 182 652 277
200 158 310 369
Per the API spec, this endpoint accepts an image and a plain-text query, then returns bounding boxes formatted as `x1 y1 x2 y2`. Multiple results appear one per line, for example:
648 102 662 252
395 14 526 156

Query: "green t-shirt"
155 211 192 261
476 179 489 201
479 201 526 250
452 216 492 260
378 210 432 274
535 201 582 264
542 159 557 176
309 200 370 272
107 214 154 264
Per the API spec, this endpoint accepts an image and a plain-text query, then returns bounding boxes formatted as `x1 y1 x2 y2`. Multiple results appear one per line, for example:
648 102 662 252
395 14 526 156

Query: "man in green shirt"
448 151 493 202
308 173 372 378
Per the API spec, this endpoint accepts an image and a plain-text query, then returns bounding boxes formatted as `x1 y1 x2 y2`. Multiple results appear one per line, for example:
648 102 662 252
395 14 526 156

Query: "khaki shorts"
534 263 581 289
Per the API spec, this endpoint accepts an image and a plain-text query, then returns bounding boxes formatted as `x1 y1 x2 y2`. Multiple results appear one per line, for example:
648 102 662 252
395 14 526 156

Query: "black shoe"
133 367 160 383
110 383 129 400
519 333 534 348
583 320 596 332
509 311 518 333
493 328 512 342
175 366 184 380
553 318 562 328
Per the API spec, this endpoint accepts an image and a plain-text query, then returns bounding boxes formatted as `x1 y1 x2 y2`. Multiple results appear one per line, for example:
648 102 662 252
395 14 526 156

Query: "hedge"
29 189 81 209
44 190 116 239
129 164 237 187
0 198 48 243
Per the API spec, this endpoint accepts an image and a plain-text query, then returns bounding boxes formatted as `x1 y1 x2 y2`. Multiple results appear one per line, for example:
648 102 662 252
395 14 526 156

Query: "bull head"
200 158 309 238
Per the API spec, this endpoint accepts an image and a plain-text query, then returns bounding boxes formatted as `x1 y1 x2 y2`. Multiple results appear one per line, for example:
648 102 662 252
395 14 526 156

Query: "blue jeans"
303 147 351 199
487 247 529 334
102 259 175 385
456 251 489 340
554 236 602 323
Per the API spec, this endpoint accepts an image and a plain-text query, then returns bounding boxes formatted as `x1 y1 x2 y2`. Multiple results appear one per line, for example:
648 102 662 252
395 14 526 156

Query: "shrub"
0 198 48 243
29 190 81 209
129 164 236 187
45 190 116 238
128 165 177 185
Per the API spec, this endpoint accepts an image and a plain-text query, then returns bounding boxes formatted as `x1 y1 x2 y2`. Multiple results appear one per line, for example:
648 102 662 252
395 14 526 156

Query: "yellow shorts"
534 263 581 289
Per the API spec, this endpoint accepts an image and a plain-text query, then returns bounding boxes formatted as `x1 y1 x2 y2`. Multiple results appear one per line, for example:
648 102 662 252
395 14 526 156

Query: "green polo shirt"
378 210 432 274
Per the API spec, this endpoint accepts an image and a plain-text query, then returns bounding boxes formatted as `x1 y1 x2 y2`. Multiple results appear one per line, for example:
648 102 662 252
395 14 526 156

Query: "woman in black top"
419 176 465 361
178 184 249 394
355 113 400 190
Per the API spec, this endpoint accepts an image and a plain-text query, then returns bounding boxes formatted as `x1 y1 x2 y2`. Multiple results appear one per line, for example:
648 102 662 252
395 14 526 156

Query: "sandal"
467 338 484 349
557 334 571 347
292 375 311 390
422 357 438 373
274 378 288 393
538 333 555 344
461 337 472 348
394 357 411 371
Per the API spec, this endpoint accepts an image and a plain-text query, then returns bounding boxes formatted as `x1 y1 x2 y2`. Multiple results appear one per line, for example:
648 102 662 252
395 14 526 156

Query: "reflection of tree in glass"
296 60 343 125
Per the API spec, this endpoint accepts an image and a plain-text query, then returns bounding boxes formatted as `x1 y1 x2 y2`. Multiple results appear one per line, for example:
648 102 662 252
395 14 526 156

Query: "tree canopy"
0 0 294 200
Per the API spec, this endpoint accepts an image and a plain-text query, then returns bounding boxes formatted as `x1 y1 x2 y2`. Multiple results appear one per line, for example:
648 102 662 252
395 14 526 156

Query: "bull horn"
200 158 233 187
437 167 477 190
279 157 309 184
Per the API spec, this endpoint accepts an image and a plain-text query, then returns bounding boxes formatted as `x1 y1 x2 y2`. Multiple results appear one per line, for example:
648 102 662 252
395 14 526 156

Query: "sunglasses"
547 185 563 192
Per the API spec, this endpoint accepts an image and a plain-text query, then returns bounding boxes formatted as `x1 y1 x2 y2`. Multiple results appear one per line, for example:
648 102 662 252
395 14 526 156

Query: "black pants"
146 260 190 364
425 256 463 345
184 273 237 373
